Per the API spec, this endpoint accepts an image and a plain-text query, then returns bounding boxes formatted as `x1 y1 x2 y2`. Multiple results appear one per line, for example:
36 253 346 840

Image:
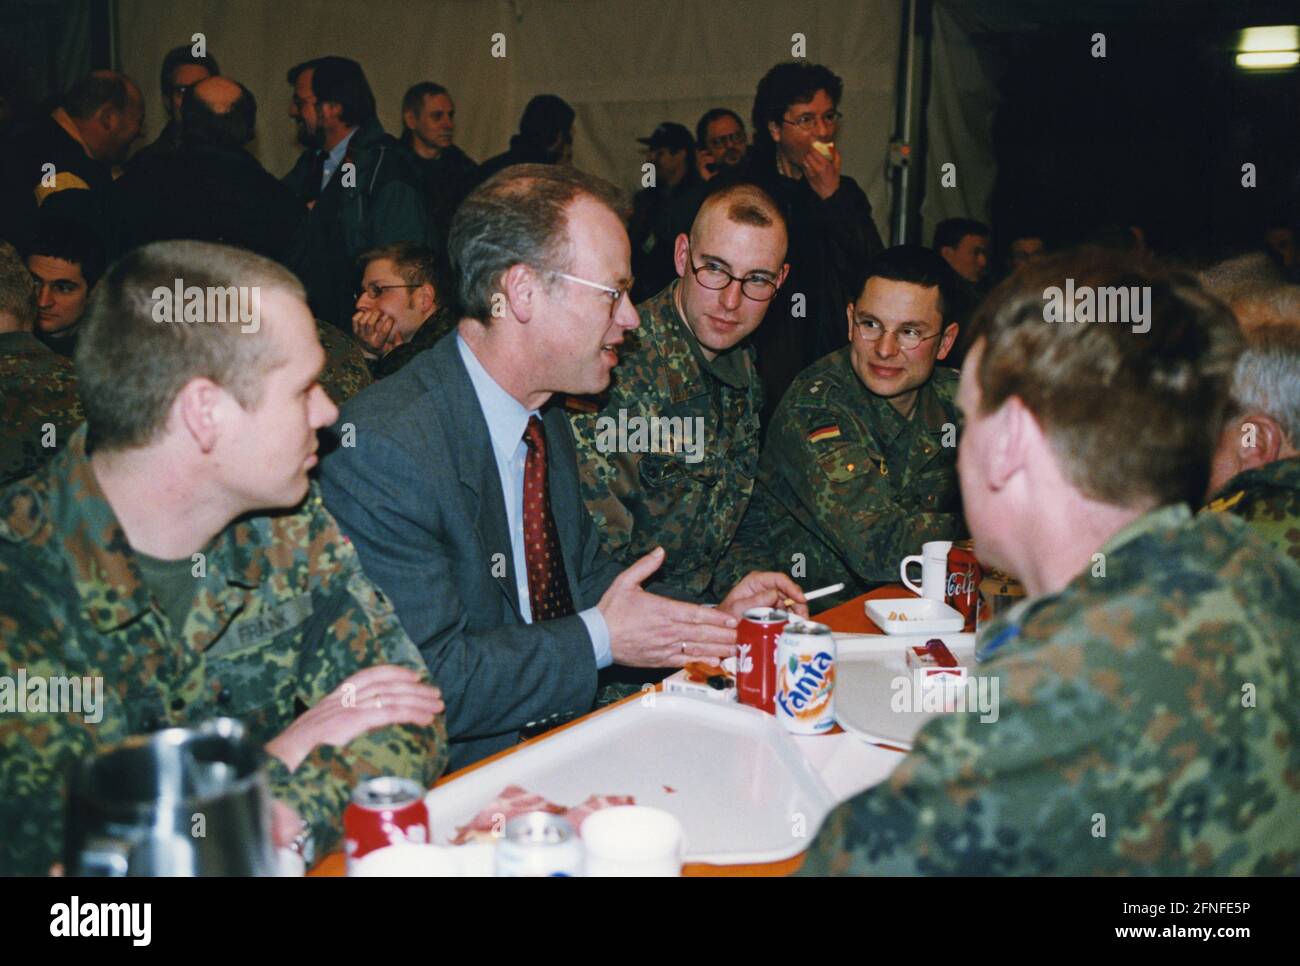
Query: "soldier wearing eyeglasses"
717 246 966 604
569 183 791 614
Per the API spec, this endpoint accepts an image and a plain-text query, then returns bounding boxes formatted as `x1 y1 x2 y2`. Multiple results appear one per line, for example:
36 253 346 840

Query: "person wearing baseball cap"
631 122 699 292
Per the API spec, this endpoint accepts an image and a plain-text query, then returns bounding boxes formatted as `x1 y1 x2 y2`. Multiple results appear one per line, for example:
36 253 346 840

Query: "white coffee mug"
900 540 952 601
581 806 684 876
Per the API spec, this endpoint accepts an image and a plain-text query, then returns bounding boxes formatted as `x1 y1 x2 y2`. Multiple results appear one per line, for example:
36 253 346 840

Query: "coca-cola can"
344 776 429 873
946 541 983 632
736 607 789 713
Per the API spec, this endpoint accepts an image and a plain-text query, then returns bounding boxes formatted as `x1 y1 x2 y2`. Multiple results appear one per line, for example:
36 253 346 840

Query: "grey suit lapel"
431 336 522 618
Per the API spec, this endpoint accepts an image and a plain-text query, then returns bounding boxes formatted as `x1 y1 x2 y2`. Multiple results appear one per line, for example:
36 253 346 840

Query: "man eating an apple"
740 61 885 425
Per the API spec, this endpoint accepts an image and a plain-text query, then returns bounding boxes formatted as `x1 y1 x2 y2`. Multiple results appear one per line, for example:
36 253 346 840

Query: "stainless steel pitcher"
65 717 277 876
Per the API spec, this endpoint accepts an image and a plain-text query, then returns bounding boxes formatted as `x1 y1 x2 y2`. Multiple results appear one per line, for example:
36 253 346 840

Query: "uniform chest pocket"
638 453 719 489
204 596 312 716
913 464 960 510
814 443 880 485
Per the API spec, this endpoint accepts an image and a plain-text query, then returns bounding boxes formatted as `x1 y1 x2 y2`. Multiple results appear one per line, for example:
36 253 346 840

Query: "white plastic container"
865 596 965 635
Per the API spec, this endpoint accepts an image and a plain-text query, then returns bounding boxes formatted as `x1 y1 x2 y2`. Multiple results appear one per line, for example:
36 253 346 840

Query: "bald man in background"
1 70 144 249
107 75 304 262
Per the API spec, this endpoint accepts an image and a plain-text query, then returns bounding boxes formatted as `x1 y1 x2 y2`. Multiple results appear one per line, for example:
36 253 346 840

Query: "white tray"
833 632 976 749
425 695 837 865
865 596 965 634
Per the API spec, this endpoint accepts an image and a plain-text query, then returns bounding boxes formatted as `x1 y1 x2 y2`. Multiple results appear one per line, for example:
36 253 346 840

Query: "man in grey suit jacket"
321 164 805 768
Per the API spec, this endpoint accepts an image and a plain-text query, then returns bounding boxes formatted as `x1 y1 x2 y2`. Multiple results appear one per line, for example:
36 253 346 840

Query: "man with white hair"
1204 324 1300 568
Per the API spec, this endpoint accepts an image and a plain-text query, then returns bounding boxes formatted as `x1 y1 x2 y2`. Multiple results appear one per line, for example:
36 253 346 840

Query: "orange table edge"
309 587 911 877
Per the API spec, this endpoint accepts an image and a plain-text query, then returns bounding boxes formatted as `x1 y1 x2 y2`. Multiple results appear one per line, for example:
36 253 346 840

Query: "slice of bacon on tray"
448 785 565 844
450 786 635 844
563 793 637 832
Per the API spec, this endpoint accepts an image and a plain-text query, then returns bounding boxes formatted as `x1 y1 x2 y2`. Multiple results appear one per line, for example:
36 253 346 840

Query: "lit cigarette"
783 582 845 607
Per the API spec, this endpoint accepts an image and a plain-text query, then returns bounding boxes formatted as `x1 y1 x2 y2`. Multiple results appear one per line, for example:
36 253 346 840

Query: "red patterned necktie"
522 416 575 621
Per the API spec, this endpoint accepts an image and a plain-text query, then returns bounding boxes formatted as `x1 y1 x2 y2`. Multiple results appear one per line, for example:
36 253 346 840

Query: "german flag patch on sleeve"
807 424 842 443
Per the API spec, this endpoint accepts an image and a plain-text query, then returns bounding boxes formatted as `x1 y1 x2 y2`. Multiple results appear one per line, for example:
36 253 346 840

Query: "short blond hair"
695 182 786 236
77 240 305 452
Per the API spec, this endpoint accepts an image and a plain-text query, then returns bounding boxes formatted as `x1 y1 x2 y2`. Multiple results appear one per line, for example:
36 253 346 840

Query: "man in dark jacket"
107 76 303 263
399 81 479 252
740 62 885 425
282 56 429 331
477 94 575 181
1 71 143 252
127 43 220 168
628 122 700 296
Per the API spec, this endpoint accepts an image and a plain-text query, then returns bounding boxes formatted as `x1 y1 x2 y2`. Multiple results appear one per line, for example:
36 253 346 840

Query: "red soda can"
736 607 789 713
344 776 430 872
946 541 983 632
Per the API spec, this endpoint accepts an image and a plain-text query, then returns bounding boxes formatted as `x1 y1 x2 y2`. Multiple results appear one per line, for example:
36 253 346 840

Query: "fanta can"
774 620 836 735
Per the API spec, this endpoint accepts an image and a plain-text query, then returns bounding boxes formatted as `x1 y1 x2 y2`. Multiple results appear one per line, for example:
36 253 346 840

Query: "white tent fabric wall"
116 0 995 243
923 4 998 231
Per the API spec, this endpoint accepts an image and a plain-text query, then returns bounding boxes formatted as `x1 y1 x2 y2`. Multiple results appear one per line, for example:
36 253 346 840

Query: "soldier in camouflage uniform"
1204 456 1300 568
800 251 1300 876
0 240 84 486
569 182 790 602
315 317 373 404
1202 324 1300 569
0 242 447 876
0 333 84 486
717 246 965 602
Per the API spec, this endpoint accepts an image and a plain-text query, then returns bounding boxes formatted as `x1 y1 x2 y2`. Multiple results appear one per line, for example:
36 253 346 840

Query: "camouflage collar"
1207 456 1300 510
833 349 952 440
976 503 1192 662
26 427 256 636
668 283 751 391
648 281 753 400
1095 503 1193 559
0 332 46 354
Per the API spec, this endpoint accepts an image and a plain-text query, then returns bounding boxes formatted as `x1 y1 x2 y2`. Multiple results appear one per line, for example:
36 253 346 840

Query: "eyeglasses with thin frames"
781 110 843 132
684 242 779 302
851 316 943 351
706 131 746 151
549 271 635 320
356 282 420 300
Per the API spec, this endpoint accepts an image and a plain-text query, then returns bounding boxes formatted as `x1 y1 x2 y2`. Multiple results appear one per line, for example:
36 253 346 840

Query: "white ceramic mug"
900 540 952 601
580 806 684 876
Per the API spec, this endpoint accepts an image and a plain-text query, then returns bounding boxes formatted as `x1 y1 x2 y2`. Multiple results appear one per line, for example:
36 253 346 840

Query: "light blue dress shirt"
320 128 358 192
456 334 613 668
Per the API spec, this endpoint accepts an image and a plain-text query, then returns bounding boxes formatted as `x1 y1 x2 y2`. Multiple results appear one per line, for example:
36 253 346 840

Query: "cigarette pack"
663 663 737 702
906 638 967 686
